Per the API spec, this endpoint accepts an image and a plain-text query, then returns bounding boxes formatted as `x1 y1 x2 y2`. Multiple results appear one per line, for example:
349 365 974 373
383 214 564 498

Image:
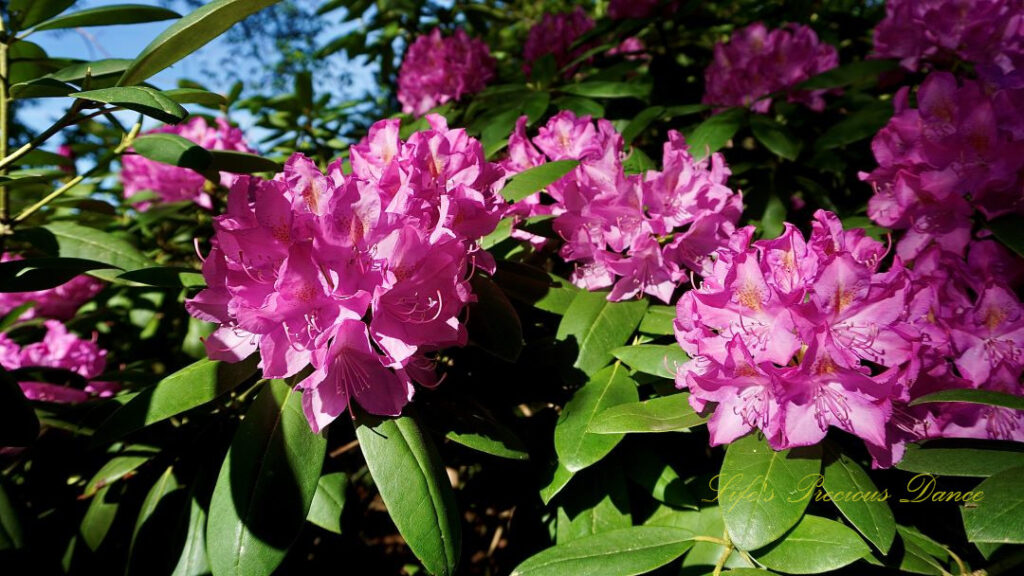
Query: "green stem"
712 538 734 576
0 23 10 247
0 104 82 173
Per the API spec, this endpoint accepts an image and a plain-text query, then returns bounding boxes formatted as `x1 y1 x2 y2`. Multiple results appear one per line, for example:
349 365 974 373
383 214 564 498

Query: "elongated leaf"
0 367 40 447
961 466 1024 544
209 150 282 174
540 461 575 505
118 0 284 86
130 133 213 170
81 483 120 551
72 86 188 124
554 363 638 472
910 389 1024 411
687 108 745 160
0 257 115 292
798 59 898 90
622 106 664 146
306 472 347 535
510 526 694 576
719 434 821 551
817 101 892 150
500 160 579 203
589 394 706 434
673 507 753 570
0 480 25 550
637 305 675 335
164 88 227 107
48 58 134 84
561 81 651 99
823 451 895 553
10 77 75 99
988 215 1024 258
753 515 869 574
467 275 523 362
128 466 186 575
557 465 630 543
37 221 154 280
92 356 258 444
750 115 801 160
117 266 204 288
207 380 326 576
610 344 688 379
171 495 210 576
626 449 695 509
33 4 180 31
445 411 529 460
9 0 76 29
556 290 647 377
897 444 1024 477
357 414 461 576
83 447 158 498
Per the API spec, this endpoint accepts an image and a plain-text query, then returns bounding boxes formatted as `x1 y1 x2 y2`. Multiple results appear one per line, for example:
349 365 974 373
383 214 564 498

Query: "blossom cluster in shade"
0 321 117 404
122 116 253 210
0 254 104 321
397 28 496 117
703 22 839 113
186 115 505 432
523 7 595 76
872 0 1024 83
501 111 742 303
608 0 675 20
862 72 1024 261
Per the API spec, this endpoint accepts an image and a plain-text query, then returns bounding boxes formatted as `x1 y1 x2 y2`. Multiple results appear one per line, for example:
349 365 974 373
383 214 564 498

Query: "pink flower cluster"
502 111 741 303
0 254 104 321
608 0 675 20
122 116 253 210
675 211 919 466
187 115 504 432
873 0 1024 80
703 22 839 113
862 72 1024 261
523 7 595 76
397 28 496 117
1 321 116 404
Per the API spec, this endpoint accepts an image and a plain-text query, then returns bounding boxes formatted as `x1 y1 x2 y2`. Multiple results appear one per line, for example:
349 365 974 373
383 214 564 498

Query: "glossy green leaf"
626 449 695 509
92 356 259 444
47 58 134 84
687 108 745 160
622 106 664 146
207 379 327 576
719 434 821 551
753 515 869 574
357 413 461 576
540 461 575 505
445 410 529 461
610 344 689 379
896 444 1024 477
306 472 347 535
9 77 75 99
0 257 116 292
33 4 180 31
80 484 120 551
555 363 638 472
209 150 282 174
163 88 227 107
556 290 647 377
760 195 786 239
37 221 154 281
500 160 579 203
510 526 694 576
171 495 210 576
823 450 895 553
910 388 1024 411
467 275 523 362
0 367 40 447
128 466 186 574
961 466 1024 544
637 305 675 335
675 507 754 570
71 86 188 124
117 266 204 288
556 465 630 543
118 0 283 87
0 480 25 550
750 114 801 160
589 394 706 434
798 59 898 90
534 275 579 315
561 81 651 100
988 215 1024 258
83 447 158 498
131 133 213 170
9 0 76 29
817 100 893 150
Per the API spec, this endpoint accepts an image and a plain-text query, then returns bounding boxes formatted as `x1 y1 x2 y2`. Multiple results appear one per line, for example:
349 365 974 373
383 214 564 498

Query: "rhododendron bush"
1 1 1022 575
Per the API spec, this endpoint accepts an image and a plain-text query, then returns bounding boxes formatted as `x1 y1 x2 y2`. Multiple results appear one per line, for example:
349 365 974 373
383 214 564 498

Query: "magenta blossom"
398 28 496 117
523 7 595 77
187 115 505 432
608 0 676 20
703 22 839 113
500 110 741 303
0 254 104 321
0 321 116 404
122 116 253 209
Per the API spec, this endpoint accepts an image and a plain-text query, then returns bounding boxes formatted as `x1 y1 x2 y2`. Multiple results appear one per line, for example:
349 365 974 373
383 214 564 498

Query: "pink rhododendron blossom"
872 0 1024 77
523 8 595 76
500 111 741 303
608 0 676 20
0 254 104 320
0 321 116 404
862 72 1024 260
122 116 253 209
703 22 839 113
397 28 496 117
187 115 505 432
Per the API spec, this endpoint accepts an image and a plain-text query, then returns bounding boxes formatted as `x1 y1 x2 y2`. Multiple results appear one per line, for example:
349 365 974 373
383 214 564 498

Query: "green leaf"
760 195 786 239
118 0 283 87
207 379 327 576
589 394 706 434
626 449 695 509
510 526 694 576
753 515 869 574
540 461 575 505
9 77 75 99
637 305 675 336
674 507 753 570
209 150 282 174
622 106 664 146
910 389 1024 411
897 444 1024 477
130 133 213 170
554 363 639 473
0 367 40 447
80 484 120 551
987 215 1024 258
163 87 227 107
171 495 210 576
0 480 25 550
117 266 204 288
444 409 529 461
610 344 688 379
556 290 647 377
92 356 259 444
798 59 899 90
687 108 745 160
817 100 893 150
47 58 134 84
556 464 630 543
500 160 579 203
961 466 1024 544
33 222 153 281
32 4 180 31
467 275 523 362
71 86 188 124
561 81 651 100
662 104 710 118
306 472 347 535
8 0 76 29
534 275 580 315
749 115 801 161
719 434 822 551
0 257 116 292
83 447 158 498
128 466 186 574
357 414 460 576
822 450 895 553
